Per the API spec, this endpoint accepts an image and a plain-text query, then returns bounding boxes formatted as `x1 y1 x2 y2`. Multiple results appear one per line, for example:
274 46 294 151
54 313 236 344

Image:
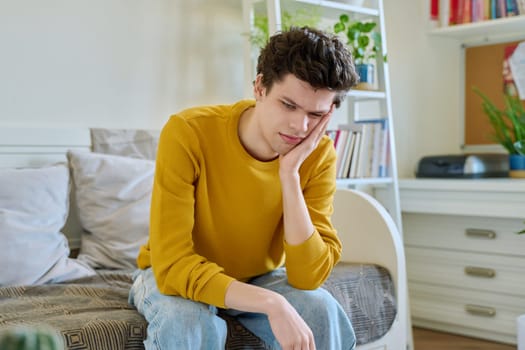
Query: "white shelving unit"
242 0 403 234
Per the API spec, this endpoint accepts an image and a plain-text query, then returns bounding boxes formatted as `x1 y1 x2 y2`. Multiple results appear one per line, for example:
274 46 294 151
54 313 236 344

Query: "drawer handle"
465 228 496 239
465 304 496 317
464 266 496 278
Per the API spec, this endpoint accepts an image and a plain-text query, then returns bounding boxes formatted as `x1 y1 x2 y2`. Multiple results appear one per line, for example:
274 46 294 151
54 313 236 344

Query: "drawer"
409 281 525 344
406 246 525 296
402 213 525 256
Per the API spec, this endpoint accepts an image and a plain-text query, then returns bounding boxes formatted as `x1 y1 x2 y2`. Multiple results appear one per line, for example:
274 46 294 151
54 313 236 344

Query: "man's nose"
289 110 309 132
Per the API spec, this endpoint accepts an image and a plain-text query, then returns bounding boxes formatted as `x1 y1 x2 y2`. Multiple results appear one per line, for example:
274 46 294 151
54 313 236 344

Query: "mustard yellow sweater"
137 99 341 308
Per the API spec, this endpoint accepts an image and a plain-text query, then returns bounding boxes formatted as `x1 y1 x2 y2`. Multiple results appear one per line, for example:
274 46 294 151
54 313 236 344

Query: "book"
333 129 349 178
518 0 525 13
471 0 485 21
496 0 507 17
354 119 389 178
490 0 498 17
341 132 356 178
456 0 466 23
356 122 374 178
462 0 472 23
378 121 389 177
329 124 367 179
506 0 519 15
483 0 491 19
449 0 460 24
430 0 440 28
349 131 362 178
339 124 363 178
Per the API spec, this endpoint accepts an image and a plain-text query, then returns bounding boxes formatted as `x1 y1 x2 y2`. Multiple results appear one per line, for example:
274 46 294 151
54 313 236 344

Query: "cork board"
464 40 525 145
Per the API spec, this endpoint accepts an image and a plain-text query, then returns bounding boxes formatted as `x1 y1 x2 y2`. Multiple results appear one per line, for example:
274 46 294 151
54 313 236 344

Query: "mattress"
0 263 396 349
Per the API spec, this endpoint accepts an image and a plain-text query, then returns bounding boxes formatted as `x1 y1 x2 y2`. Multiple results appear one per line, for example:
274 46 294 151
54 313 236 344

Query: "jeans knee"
291 288 339 321
146 300 227 349
288 288 355 349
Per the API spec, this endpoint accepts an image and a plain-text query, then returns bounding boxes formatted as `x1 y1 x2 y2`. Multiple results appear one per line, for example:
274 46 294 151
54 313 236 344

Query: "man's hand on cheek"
279 110 333 176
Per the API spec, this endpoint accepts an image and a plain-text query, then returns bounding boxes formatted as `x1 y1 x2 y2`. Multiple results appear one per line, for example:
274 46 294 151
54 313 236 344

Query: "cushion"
90 128 160 160
0 164 95 286
67 150 155 269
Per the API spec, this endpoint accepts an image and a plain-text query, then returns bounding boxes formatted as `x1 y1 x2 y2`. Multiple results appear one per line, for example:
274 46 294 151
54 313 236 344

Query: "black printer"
416 154 509 178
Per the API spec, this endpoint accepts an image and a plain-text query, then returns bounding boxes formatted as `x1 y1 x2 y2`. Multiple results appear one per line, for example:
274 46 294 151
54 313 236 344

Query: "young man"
129 26 359 350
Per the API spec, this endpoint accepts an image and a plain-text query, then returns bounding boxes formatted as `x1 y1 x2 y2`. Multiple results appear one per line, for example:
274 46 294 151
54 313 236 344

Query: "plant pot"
518 314 525 350
355 63 375 90
509 154 525 178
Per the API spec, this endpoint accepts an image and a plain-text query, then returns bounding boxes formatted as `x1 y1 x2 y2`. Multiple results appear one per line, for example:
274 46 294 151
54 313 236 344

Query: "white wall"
0 0 244 130
383 0 463 177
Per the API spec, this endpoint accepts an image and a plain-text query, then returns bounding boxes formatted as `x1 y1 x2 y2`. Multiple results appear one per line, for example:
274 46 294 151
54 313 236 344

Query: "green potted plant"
0 326 63 350
473 87 525 178
333 14 383 90
248 8 321 49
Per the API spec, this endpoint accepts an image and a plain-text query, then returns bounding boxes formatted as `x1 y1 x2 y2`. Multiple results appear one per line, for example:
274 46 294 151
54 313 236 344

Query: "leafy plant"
0 326 63 350
473 87 525 155
333 14 383 65
249 8 321 49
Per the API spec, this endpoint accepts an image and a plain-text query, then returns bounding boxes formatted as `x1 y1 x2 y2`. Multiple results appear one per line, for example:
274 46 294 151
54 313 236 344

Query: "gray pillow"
67 150 155 269
90 128 160 160
0 164 95 286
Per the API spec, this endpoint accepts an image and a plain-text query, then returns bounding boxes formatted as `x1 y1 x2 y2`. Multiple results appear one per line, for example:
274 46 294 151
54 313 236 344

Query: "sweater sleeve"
283 138 342 289
145 116 235 308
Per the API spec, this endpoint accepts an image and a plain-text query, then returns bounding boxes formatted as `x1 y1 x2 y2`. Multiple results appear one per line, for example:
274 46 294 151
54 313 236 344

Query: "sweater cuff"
199 273 236 309
284 230 326 261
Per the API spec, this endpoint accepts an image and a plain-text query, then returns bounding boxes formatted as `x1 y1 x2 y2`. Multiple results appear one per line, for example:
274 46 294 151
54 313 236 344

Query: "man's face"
254 73 336 159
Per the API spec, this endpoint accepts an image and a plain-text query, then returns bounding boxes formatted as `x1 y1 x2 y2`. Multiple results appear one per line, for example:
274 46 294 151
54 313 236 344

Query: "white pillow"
90 128 160 160
0 164 95 286
67 150 155 269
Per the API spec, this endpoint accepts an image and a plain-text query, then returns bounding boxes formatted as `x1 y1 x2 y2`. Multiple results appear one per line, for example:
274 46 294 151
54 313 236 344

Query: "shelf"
429 15 525 43
399 178 525 218
336 177 393 187
293 0 380 16
347 89 386 100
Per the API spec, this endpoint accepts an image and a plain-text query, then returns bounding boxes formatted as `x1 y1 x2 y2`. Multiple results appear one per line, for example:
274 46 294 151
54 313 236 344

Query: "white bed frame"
333 189 412 349
0 126 412 350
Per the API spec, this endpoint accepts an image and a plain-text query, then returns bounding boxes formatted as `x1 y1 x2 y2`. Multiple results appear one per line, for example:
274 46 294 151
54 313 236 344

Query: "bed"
0 127 410 349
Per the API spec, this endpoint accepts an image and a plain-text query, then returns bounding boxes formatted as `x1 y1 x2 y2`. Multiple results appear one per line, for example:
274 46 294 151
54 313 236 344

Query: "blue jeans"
129 267 356 350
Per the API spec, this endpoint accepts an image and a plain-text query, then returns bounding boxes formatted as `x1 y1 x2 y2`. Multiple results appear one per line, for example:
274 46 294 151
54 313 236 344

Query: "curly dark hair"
256 26 359 108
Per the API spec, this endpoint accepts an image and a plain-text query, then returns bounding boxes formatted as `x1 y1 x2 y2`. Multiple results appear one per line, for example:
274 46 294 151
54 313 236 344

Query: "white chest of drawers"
399 178 525 345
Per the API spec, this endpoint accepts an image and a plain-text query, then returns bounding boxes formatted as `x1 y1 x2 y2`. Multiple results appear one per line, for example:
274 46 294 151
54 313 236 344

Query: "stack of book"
326 119 389 179
445 0 524 25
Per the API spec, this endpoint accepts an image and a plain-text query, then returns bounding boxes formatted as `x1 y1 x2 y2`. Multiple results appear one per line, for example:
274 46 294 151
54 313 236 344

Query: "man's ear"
253 74 265 100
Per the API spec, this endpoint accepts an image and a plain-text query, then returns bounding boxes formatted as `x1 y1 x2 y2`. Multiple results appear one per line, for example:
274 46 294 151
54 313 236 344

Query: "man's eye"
282 101 295 110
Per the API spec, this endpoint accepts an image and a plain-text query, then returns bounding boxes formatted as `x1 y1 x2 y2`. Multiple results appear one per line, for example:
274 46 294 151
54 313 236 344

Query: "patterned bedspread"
0 263 396 349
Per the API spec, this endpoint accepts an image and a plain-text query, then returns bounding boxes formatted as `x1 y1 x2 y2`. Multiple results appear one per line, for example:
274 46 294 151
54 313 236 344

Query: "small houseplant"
473 87 525 178
248 8 321 49
333 14 383 90
0 326 63 350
